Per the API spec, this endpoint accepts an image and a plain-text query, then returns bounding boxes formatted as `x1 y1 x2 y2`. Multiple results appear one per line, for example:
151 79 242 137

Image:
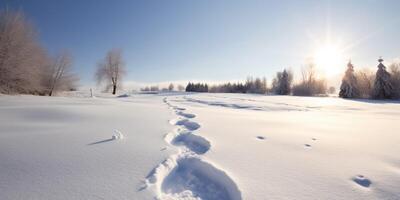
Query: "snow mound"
112 129 124 140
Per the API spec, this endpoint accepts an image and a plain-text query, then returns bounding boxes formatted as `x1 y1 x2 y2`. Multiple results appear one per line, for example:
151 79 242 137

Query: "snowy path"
144 97 241 200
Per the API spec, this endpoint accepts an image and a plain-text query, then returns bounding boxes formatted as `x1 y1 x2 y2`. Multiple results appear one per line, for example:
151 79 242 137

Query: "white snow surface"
1 92 400 200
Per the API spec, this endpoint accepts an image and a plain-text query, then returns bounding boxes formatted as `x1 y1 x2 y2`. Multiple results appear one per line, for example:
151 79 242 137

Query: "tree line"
339 58 400 99
182 58 400 100
0 10 127 96
185 77 268 94
140 83 185 92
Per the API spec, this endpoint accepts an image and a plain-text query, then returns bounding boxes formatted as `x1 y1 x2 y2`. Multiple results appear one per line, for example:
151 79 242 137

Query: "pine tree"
272 69 292 95
339 61 359 98
185 82 192 92
372 58 393 99
278 70 291 95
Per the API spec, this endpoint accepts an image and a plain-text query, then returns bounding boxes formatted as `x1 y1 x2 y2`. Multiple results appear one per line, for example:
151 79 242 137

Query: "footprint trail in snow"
144 97 242 200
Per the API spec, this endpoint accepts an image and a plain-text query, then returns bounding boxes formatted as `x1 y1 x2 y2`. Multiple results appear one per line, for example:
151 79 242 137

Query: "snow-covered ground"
1 93 400 200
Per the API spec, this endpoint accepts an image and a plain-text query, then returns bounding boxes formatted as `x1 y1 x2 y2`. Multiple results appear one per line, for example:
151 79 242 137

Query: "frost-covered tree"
292 62 327 96
279 70 292 95
261 77 268 94
95 49 126 95
389 61 400 99
150 85 159 91
0 10 48 94
355 68 374 98
168 83 174 91
372 58 393 99
177 84 185 91
272 69 293 95
339 61 359 98
44 51 78 96
244 76 267 94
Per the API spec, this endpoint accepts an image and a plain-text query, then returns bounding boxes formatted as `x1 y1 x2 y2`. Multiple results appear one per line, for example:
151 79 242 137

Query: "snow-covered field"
1 93 400 200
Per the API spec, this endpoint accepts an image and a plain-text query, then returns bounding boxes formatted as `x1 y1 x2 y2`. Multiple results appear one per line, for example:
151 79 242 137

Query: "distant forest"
182 59 400 100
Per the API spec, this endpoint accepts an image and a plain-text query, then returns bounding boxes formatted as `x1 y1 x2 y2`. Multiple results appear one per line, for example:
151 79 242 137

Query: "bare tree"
0 10 48 94
293 62 327 96
355 68 375 98
95 49 126 95
168 83 174 91
150 85 159 91
177 84 185 91
389 61 400 99
328 86 336 94
44 51 78 96
301 62 316 85
141 86 150 92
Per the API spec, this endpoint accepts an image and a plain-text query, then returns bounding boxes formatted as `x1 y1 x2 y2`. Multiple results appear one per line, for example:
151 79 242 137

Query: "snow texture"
1 92 400 200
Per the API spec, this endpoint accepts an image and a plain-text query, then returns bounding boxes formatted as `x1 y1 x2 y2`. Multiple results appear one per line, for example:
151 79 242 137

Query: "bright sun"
313 45 345 76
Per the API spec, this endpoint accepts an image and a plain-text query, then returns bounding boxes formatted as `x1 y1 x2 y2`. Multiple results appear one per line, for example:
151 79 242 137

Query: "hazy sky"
1 0 400 85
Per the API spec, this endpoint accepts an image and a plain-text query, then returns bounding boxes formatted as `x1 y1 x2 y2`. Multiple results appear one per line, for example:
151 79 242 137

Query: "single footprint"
174 107 186 111
311 138 317 141
160 147 168 151
161 156 242 200
304 144 312 148
176 111 196 119
352 175 371 188
172 133 210 154
175 119 200 131
256 136 266 140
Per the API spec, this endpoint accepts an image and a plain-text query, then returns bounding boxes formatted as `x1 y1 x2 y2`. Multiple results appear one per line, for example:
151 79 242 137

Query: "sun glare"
313 45 345 76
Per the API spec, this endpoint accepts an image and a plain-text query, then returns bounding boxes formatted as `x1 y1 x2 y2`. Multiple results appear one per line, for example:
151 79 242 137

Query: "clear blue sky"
1 0 400 85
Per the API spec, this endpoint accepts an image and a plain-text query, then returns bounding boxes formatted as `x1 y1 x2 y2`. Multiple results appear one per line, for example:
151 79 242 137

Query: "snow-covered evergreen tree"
339 61 359 98
372 58 393 99
278 70 291 95
272 69 292 95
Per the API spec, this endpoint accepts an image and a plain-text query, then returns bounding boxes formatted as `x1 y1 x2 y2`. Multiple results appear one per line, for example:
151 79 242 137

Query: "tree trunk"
112 85 116 95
